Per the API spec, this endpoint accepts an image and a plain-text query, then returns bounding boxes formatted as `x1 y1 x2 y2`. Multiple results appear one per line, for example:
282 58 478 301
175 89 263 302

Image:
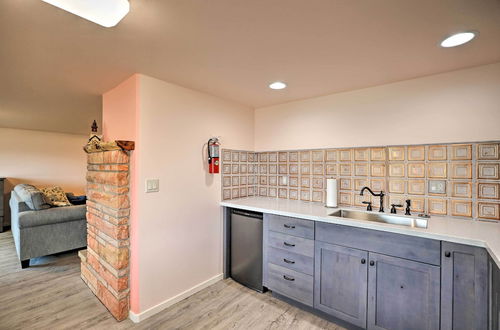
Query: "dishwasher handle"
231 209 263 220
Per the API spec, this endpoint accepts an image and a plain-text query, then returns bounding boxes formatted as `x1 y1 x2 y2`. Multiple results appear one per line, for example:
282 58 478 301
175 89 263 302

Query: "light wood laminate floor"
0 230 344 330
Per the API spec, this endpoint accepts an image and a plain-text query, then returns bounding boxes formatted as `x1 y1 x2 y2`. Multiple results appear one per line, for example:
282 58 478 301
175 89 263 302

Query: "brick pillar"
79 149 131 321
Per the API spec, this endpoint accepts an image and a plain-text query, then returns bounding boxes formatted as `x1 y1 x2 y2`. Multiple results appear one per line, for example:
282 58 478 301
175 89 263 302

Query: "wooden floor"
0 230 344 330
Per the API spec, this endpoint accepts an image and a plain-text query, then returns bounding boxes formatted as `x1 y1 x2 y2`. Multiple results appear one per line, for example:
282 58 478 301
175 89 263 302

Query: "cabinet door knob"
369 260 375 266
444 251 451 258
284 224 296 229
361 258 366 264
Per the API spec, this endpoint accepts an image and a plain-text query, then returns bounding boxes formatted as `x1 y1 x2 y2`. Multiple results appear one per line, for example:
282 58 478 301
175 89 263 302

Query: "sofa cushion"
40 186 72 207
17 205 86 229
13 184 51 211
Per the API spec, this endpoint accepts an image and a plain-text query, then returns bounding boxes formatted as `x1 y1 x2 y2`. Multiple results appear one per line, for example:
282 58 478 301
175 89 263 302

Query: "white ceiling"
1 0 500 134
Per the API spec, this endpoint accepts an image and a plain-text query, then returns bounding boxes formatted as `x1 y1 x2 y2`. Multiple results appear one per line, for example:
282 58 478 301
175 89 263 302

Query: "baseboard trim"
128 273 223 323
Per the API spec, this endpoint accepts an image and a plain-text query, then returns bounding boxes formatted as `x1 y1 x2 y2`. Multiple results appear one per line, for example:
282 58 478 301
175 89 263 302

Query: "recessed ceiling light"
269 82 287 90
41 0 130 28
440 32 476 48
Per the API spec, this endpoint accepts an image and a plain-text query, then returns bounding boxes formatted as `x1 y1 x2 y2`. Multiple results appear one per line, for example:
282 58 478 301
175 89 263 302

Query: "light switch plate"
146 179 159 193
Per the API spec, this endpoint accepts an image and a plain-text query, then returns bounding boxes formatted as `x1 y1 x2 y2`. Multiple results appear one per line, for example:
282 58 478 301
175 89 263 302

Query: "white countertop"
221 197 500 268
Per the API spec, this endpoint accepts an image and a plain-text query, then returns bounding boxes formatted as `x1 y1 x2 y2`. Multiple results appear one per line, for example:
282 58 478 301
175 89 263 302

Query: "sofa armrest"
10 190 30 214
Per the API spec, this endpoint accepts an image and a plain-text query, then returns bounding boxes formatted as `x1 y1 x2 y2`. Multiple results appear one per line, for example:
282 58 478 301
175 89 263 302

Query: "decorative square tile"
300 189 311 201
428 163 447 178
259 153 268 162
451 162 472 179
289 164 299 175
267 164 277 175
300 176 311 188
354 148 369 161
231 164 240 174
388 147 405 161
371 179 385 192
355 163 369 176
258 187 267 197
268 187 277 197
300 163 311 175
268 152 278 162
408 146 425 161
248 186 255 196
222 189 231 200
354 178 369 191
340 178 352 190
222 176 231 187
478 163 499 180
451 144 472 160
339 192 352 205
259 176 268 185
478 202 500 220
370 163 386 177
278 152 288 163
408 197 425 213
289 176 299 187
428 180 446 194
408 180 425 195
278 164 288 174
428 198 447 215
326 149 337 161
389 179 405 194
312 163 324 175
371 148 386 161
289 189 299 200
248 153 256 162
340 149 352 162
269 176 278 186
408 163 425 178
231 151 240 162
325 163 337 175
389 163 405 177
232 176 240 186
340 164 352 176
289 152 299 162
239 187 248 197
478 183 500 200
278 188 288 199
312 150 324 162
248 175 256 185
312 190 323 202
222 164 231 174
232 188 240 199
240 164 248 174
259 164 268 174
428 145 447 161
240 176 248 185
278 176 288 186
451 182 472 198
451 200 472 217
300 151 311 162
387 194 404 208
477 143 499 160
222 150 232 162
354 194 371 206
248 164 255 174
312 177 324 189
240 152 248 162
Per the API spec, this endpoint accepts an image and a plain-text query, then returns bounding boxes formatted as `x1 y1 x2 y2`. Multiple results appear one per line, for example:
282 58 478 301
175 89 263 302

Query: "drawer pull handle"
284 224 296 229
283 275 295 281
283 258 295 264
283 242 295 247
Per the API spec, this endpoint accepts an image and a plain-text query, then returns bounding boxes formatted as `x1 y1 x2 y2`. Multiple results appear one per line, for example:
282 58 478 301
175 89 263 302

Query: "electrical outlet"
145 179 159 193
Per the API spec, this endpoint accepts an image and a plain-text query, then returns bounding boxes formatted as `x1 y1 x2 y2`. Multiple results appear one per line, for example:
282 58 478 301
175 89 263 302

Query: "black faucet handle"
390 204 402 214
362 201 373 211
405 199 412 215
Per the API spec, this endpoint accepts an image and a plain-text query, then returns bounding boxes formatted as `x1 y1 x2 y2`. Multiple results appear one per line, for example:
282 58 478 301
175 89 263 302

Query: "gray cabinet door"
367 253 440 330
490 258 500 330
314 241 368 328
441 242 488 330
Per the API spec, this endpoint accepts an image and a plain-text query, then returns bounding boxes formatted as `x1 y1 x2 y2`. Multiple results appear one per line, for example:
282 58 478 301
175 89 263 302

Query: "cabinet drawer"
268 263 313 307
316 222 441 265
268 246 314 276
268 214 314 239
268 231 314 258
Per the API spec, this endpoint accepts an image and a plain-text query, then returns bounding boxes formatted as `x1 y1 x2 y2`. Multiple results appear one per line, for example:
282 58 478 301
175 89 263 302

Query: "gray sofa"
10 189 87 268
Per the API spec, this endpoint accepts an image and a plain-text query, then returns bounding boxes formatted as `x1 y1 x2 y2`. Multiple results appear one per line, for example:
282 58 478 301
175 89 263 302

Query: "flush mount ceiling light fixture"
41 0 130 28
269 81 287 90
440 31 477 48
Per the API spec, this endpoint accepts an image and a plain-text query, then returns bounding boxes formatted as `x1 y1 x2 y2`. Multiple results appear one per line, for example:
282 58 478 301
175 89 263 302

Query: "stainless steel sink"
329 209 428 229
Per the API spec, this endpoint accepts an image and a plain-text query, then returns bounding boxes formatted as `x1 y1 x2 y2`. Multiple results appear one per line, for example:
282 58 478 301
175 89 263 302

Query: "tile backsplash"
221 141 500 222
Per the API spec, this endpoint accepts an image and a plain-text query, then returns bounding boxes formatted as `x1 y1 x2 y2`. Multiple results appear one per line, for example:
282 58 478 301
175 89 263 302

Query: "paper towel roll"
326 178 338 207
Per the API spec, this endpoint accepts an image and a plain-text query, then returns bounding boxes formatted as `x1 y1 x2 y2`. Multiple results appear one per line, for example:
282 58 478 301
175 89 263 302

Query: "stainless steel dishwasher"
230 209 264 292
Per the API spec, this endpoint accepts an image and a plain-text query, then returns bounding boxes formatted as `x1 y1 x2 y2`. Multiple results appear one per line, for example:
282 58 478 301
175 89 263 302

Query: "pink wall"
255 62 500 151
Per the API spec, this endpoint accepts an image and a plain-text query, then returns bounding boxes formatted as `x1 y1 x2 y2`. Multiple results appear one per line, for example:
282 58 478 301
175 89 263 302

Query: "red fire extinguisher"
208 137 220 174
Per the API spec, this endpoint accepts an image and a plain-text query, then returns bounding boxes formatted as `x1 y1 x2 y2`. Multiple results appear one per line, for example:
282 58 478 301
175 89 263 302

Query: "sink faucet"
360 187 384 212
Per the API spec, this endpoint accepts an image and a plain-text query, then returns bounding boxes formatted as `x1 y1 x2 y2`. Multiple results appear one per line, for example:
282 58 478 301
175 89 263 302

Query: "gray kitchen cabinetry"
441 242 489 330
490 257 500 330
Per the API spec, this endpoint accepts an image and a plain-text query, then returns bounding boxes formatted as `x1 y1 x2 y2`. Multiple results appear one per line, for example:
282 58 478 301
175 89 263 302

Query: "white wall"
136 75 254 312
255 62 500 151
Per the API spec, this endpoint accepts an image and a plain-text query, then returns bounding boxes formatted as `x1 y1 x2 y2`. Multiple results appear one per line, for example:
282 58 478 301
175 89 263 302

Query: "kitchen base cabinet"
441 242 489 330
367 253 440 330
314 242 368 328
490 257 500 330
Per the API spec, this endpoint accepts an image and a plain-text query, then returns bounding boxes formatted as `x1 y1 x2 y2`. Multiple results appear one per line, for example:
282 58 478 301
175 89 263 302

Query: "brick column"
79 149 131 321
